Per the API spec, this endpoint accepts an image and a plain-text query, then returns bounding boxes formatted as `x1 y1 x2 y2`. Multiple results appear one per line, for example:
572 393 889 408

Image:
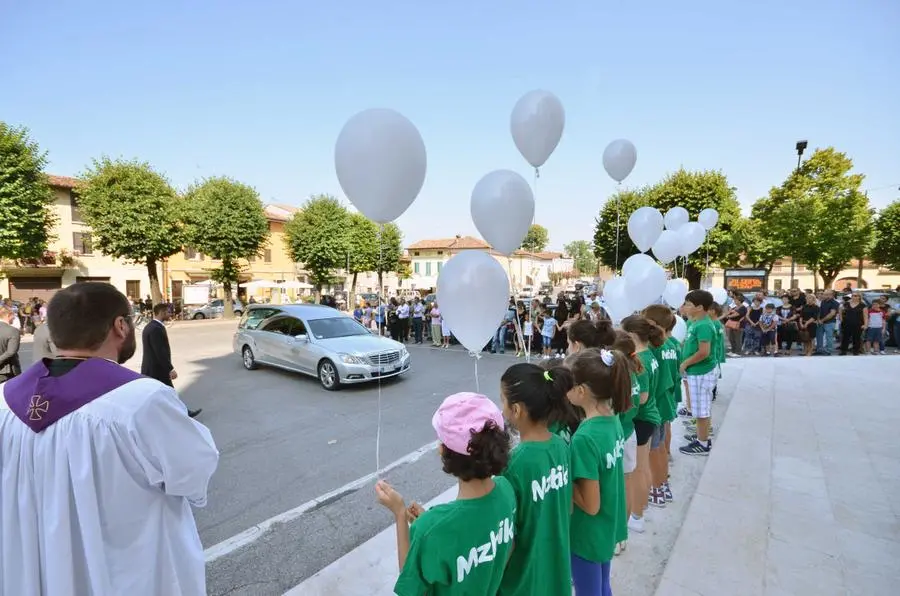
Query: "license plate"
379 366 388 374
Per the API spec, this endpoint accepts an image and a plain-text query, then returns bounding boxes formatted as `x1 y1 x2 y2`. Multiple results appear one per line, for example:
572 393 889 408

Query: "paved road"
19 320 522 595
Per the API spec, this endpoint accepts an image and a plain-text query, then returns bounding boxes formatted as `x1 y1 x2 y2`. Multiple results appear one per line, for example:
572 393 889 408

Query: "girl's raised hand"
375 480 406 516
405 502 425 524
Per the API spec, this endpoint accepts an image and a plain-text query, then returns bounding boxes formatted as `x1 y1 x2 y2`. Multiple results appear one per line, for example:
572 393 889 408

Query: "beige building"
405 235 574 292
0 175 157 303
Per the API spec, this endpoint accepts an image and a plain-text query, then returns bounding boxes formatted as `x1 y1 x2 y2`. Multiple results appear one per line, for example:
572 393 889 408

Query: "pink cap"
431 392 504 455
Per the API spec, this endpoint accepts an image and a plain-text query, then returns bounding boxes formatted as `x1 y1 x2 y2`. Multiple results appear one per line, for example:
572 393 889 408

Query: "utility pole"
790 140 808 289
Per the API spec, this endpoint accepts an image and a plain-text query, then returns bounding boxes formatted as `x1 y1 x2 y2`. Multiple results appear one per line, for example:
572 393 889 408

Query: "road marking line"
203 440 439 563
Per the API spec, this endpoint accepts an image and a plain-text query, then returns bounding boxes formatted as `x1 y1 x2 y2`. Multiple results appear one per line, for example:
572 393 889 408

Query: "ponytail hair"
611 329 643 375
567 318 616 349
641 304 676 332
502 362 581 435
621 314 665 348
440 420 510 481
565 348 633 415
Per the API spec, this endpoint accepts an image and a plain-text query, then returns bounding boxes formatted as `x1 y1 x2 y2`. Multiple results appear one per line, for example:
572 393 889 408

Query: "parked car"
186 299 243 319
233 303 411 390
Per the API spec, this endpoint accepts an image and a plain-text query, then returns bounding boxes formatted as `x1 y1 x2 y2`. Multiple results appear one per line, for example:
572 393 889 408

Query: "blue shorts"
761 330 777 345
542 334 552 347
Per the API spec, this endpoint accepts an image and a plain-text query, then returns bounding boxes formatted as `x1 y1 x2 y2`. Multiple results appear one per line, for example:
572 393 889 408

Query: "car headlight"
399 346 409 358
339 353 367 365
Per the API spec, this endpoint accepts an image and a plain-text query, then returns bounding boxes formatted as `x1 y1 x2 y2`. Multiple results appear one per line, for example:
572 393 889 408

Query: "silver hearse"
233 303 410 390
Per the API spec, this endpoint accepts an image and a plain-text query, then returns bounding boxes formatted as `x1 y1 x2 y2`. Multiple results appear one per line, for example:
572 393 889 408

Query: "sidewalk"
656 356 900 595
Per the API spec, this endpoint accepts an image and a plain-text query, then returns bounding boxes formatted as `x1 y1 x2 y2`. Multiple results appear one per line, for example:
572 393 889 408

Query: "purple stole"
3 359 142 433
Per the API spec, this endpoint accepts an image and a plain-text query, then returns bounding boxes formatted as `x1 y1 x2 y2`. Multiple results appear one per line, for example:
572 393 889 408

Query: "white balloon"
470 170 534 255
698 208 719 230
663 278 689 309
601 276 633 324
672 316 687 343
677 221 707 257
664 207 690 231
437 251 510 354
510 90 565 169
651 229 681 264
624 260 667 311
602 139 637 183
622 253 657 278
708 287 729 305
627 207 664 253
334 108 427 223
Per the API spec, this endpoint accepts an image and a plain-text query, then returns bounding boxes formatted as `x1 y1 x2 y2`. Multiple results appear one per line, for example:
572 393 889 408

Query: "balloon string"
614 182 622 274
472 351 481 392
376 224 385 476
526 167 539 364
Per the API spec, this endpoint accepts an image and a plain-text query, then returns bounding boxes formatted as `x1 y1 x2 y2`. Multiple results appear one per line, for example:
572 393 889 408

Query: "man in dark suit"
141 303 201 418
0 306 22 382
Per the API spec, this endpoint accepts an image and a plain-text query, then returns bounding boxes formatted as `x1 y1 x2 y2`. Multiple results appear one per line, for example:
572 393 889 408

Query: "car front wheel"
193 312 206 320
242 346 258 370
318 359 340 391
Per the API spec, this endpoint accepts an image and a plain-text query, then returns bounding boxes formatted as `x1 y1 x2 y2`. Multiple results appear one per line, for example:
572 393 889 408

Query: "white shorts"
686 370 718 419
623 432 637 474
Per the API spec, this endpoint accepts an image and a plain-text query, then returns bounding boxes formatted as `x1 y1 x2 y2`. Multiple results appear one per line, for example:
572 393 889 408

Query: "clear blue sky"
2 0 898 251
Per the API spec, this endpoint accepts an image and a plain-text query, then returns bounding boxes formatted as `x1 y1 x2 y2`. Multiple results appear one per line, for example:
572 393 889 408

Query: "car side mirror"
294 334 308 342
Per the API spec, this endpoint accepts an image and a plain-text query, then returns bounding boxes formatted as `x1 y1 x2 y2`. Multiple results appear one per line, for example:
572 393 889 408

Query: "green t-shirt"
569 416 626 564
650 344 676 423
682 316 717 375
664 337 683 417
499 436 573 596
548 420 573 445
618 373 641 440
395 476 517 596
713 319 727 364
634 350 661 425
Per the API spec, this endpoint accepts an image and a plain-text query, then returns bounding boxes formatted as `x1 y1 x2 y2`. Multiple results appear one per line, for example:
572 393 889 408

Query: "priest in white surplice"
0 282 219 596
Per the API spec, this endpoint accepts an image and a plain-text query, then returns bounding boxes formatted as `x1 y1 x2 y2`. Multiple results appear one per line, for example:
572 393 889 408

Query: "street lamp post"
790 140 808 289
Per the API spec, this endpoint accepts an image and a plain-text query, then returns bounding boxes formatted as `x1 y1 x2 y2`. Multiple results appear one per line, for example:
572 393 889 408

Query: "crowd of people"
375 288 725 595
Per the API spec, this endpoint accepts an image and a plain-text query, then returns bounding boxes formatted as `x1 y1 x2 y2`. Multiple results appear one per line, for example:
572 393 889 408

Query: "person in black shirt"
777 296 799 355
839 294 867 355
724 293 747 355
816 290 841 355
798 293 820 356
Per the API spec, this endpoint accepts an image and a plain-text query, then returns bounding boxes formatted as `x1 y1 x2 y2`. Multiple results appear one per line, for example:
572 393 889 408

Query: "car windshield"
307 316 370 339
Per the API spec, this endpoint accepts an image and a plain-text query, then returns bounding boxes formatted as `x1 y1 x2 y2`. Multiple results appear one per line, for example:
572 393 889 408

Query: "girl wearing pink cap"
565 348 632 596
498 362 577 596
375 392 515 595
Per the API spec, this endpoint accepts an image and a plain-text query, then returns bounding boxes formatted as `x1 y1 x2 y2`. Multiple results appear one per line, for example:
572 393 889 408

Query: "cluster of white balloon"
605 206 722 340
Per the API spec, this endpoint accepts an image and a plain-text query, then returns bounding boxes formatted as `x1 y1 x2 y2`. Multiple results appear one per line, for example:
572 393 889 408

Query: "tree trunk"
685 263 702 290
146 258 162 305
377 270 383 298
820 270 838 290
223 280 234 318
350 271 358 304
857 258 864 288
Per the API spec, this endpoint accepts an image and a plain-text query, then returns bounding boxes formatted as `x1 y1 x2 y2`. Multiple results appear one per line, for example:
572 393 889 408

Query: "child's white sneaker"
628 514 645 533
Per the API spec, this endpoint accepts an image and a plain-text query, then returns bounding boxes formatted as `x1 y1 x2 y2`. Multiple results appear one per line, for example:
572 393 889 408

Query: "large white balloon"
651 229 681 264
698 208 719 230
470 170 534 255
437 251 510 354
622 253 657 278
510 90 565 169
624 260 667 311
664 207 689 231
602 139 637 183
677 221 707 257
627 207 664 253
672 316 687 343
708 287 729 305
602 276 633 324
334 109 427 223
663 278 689 309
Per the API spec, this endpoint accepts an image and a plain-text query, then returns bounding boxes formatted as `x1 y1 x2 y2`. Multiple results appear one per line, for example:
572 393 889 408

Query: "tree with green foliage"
183 177 269 318
871 199 900 273
764 148 873 289
375 223 403 296
346 212 379 299
0 122 57 266
734 194 784 273
77 157 184 303
284 195 350 295
520 224 549 253
563 240 597 276
592 188 648 271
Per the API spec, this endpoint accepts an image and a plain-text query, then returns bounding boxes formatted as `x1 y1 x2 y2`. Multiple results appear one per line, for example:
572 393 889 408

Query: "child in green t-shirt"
679 290 718 456
708 302 727 403
565 347 632 596
498 363 577 596
375 393 516 596
641 304 681 507
620 315 665 535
